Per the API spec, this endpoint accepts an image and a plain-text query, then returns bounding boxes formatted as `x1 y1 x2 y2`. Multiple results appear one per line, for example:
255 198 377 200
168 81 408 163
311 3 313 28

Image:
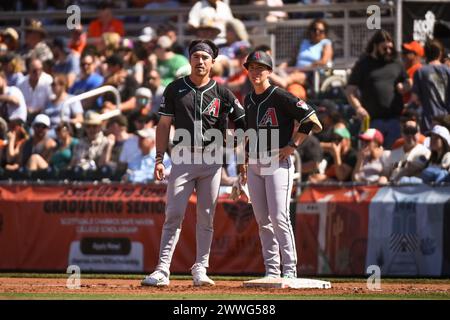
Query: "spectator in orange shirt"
69 24 87 56
401 40 424 104
88 2 125 39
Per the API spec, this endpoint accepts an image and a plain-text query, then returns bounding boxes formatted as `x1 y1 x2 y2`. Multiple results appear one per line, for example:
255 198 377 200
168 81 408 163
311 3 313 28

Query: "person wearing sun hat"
20 114 57 170
1 27 20 52
69 111 111 173
193 16 222 43
188 0 234 46
352 128 385 183
23 19 53 62
415 125 450 183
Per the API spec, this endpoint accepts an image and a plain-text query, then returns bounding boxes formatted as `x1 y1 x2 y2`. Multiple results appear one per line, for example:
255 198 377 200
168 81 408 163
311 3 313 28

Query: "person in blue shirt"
123 127 171 183
51 37 80 88
69 53 104 110
285 18 333 89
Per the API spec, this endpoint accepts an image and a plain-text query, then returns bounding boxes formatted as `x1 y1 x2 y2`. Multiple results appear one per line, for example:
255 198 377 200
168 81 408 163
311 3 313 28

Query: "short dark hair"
107 115 128 128
424 39 444 62
98 1 114 10
106 54 124 68
400 108 421 125
56 121 74 136
157 22 177 36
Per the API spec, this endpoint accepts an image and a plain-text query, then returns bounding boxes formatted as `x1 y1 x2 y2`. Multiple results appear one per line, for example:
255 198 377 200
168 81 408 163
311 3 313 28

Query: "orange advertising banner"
0 184 264 275
295 185 380 276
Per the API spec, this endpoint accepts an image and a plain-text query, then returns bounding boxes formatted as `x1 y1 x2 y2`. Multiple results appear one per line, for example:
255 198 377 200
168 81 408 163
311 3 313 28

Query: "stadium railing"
0 2 397 67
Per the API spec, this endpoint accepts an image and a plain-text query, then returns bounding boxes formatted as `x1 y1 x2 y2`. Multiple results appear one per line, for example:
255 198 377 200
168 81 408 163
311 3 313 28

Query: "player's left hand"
279 146 296 161
154 163 166 181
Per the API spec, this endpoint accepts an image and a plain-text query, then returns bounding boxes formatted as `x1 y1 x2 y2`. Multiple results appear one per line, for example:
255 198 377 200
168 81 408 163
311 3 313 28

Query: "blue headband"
189 42 216 58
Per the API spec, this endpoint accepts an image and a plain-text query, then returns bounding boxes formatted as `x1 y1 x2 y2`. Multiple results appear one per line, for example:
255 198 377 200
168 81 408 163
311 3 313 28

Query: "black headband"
189 42 216 58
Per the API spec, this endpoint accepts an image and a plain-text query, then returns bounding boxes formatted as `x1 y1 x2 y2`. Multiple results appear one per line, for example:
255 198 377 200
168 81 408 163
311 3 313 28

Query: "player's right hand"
154 163 165 181
237 164 247 185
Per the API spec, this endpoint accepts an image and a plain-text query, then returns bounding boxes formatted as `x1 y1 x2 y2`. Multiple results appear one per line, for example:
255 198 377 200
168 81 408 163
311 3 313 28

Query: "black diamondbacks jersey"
159 76 246 147
244 85 316 152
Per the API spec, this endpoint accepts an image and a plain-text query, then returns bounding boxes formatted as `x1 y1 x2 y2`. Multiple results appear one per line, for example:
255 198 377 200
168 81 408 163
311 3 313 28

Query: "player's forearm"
156 121 171 154
291 132 309 148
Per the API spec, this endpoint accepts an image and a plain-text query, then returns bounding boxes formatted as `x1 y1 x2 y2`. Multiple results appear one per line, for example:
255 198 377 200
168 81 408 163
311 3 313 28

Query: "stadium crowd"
0 0 449 184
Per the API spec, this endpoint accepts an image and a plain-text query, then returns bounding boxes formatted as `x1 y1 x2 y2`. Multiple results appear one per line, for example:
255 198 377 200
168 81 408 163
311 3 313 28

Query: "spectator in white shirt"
188 0 234 46
43 74 84 137
0 70 27 123
18 58 53 123
379 119 431 183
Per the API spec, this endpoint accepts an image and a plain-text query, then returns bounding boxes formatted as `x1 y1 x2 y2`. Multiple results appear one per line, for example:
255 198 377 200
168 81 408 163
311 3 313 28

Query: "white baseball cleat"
191 263 215 286
141 270 170 287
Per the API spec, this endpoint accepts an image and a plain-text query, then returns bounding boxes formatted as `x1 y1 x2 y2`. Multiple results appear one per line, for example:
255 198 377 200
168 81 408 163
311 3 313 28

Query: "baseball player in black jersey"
141 39 246 287
240 50 322 279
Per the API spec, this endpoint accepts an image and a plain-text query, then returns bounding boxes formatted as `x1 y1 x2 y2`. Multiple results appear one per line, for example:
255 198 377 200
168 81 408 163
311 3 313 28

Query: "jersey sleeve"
277 88 322 133
277 89 315 123
158 84 175 117
222 87 245 122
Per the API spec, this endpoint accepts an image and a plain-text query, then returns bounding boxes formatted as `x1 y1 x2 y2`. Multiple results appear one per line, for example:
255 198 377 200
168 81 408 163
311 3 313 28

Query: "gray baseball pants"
155 156 222 276
247 157 297 277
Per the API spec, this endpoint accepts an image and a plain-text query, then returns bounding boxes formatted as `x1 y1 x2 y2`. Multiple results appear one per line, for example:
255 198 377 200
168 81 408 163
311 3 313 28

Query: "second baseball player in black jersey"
240 50 322 280
244 84 316 155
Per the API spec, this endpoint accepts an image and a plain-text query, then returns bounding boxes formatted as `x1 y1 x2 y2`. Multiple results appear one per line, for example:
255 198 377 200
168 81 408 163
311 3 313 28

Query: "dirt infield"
1 277 450 299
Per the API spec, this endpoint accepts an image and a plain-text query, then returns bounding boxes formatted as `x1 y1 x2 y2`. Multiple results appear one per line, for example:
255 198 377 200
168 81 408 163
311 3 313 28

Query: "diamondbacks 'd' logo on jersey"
296 100 309 111
203 98 221 117
259 108 279 127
